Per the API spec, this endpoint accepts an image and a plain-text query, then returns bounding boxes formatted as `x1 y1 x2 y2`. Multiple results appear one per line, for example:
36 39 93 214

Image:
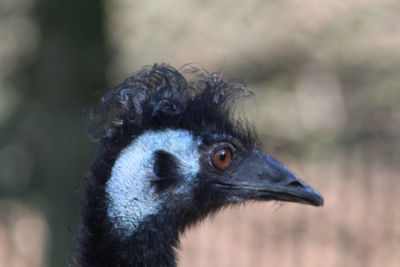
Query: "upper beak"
218 151 324 206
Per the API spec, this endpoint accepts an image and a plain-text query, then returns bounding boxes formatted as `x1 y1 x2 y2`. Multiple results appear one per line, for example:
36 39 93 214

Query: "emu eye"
212 148 233 170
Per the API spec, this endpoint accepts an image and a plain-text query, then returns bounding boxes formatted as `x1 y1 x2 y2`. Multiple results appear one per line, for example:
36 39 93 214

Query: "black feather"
87 63 255 148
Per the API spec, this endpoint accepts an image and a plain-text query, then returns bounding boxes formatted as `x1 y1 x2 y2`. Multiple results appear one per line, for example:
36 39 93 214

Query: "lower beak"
226 180 324 206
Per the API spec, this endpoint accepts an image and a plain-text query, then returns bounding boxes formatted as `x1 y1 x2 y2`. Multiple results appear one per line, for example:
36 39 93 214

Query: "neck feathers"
77 208 180 266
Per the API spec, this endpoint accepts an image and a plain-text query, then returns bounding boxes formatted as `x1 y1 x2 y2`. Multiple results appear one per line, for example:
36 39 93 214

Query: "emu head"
88 64 323 237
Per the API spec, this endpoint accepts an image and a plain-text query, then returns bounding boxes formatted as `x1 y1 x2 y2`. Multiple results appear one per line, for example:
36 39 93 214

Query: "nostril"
288 181 303 188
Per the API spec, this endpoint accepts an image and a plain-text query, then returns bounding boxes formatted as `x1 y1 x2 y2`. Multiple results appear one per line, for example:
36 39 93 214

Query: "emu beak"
219 151 324 206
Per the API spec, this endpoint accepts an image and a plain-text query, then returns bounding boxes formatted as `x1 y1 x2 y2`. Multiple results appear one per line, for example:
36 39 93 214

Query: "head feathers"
88 63 256 148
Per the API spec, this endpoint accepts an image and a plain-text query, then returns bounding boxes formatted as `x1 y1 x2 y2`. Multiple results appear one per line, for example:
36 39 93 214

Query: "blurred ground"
0 0 399 266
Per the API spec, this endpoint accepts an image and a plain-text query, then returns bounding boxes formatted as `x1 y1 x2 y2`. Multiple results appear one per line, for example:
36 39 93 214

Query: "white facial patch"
106 129 201 235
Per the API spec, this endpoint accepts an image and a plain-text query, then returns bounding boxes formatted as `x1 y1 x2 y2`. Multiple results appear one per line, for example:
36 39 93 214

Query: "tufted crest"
88 64 256 148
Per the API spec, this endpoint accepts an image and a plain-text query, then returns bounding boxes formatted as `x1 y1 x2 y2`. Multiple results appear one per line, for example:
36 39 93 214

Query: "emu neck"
79 209 181 267
118 215 181 267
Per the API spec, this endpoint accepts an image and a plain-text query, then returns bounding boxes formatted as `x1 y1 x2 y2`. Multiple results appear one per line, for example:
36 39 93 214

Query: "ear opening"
152 150 181 193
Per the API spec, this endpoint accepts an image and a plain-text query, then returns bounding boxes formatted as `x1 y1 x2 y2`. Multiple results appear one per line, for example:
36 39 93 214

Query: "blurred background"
0 0 399 266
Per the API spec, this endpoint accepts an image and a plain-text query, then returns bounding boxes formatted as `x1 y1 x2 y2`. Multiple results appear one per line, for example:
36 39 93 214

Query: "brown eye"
213 148 232 169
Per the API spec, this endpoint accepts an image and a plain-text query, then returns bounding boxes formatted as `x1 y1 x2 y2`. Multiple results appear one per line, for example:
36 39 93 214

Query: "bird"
76 64 324 267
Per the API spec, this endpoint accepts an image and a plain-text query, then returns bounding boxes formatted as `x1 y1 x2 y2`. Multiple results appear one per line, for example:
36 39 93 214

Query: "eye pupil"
212 147 232 170
219 151 227 161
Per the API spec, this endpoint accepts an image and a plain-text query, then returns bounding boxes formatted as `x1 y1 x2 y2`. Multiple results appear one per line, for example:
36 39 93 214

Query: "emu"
77 64 323 267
